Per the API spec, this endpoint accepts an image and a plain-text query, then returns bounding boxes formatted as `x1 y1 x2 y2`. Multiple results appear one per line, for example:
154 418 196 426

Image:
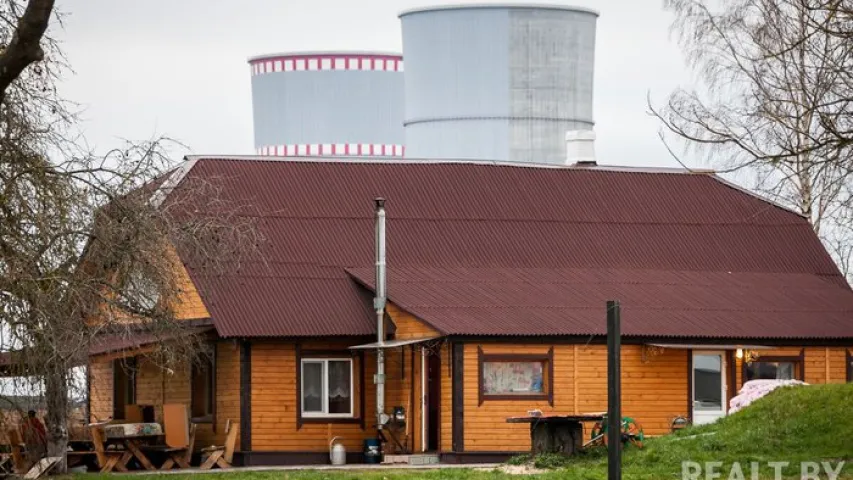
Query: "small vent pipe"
374 198 388 429
566 130 597 166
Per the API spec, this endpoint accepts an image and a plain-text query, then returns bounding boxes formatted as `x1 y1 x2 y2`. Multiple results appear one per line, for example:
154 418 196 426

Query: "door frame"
422 350 441 452
691 350 727 425
421 349 426 452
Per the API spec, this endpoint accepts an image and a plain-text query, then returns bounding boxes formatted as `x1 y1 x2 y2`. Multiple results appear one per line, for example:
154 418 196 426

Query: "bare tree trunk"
43 370 68 473
0 0 55 104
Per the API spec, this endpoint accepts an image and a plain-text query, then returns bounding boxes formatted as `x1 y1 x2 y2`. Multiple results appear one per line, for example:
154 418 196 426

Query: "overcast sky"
55 0 694 168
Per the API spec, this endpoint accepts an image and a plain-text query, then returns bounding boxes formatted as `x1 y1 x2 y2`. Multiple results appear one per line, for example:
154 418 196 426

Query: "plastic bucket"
363 438 381 464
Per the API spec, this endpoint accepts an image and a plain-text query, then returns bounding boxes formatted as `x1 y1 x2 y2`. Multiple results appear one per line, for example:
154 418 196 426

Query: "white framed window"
301 358 353 417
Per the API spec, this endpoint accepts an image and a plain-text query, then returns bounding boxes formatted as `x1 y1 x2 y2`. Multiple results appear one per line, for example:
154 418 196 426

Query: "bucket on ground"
364 438 381 464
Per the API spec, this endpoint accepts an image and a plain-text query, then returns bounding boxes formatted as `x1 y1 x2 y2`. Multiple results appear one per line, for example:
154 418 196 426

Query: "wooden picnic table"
506 413 605 456
106 434 161 471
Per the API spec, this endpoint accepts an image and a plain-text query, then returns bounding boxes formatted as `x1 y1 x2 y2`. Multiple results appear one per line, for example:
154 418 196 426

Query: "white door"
692 351 726 425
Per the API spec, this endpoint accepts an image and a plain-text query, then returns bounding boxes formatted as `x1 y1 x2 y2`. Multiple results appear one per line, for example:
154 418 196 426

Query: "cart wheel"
622 417 644 449
588 422 606 447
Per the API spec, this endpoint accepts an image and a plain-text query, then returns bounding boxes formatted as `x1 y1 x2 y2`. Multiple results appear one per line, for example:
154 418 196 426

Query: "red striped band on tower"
249 54 404 76
256 144 405 157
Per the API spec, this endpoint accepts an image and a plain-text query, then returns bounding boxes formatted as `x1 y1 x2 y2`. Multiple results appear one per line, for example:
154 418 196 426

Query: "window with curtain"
744 361 797 382
301 359 353 417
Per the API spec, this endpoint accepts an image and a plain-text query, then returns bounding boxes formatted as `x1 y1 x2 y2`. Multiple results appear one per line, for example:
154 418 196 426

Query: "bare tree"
0 0 260 471
652 0 853 278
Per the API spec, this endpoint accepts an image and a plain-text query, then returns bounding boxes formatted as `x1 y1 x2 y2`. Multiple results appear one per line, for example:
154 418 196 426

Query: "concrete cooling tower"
400 4 598 164
248 52 405 157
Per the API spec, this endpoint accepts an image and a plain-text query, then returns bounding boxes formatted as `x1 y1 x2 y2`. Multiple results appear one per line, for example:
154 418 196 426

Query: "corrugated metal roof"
170 157 852 339
89 327 215 356
347 267 853 339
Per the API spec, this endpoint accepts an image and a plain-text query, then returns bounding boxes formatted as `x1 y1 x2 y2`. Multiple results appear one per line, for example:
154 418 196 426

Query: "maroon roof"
88 327 215 356
347 267 853 339
169 157 853 339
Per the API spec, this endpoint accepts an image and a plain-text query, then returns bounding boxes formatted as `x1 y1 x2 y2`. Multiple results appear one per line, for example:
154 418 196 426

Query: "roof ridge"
185 155 719 175
150 158 199 207
185 210 805 227
706 174 807 219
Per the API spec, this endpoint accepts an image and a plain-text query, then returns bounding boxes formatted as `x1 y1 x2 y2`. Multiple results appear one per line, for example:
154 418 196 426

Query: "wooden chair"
88 423 130 473
138 404 195 470
199 419 237 470
124 405 144 423
7 428 28 474
154 423 196 470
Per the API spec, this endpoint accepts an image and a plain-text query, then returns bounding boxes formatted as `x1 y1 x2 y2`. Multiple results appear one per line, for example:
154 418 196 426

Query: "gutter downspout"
374 198 388 430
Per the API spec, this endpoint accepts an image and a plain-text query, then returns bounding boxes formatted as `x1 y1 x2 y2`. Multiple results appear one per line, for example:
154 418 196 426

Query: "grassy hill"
561 383 853 479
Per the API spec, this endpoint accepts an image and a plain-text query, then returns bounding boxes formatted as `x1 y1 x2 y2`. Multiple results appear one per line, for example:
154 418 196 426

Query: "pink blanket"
729 379 807 414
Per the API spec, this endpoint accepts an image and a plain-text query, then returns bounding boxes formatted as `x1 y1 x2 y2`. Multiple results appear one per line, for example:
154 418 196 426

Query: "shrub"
504 454 531 466
533 453 573 469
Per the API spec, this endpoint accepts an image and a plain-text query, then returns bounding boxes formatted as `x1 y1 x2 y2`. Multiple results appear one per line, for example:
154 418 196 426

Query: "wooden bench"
88 423 131 473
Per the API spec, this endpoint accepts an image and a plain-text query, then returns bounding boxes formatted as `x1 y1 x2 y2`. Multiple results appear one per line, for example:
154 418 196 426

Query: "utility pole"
607 300 622 480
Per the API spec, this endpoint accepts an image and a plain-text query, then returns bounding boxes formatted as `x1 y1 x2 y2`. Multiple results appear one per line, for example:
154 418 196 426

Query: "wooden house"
87 157 853 465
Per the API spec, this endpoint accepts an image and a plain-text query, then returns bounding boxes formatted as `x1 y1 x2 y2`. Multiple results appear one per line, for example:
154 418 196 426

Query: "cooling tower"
400 4 598 164
248 52 405 157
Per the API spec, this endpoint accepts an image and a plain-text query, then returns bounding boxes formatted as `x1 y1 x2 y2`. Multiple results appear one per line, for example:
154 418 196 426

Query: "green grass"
74 384 853 479
74 470 547 479
562 383 853 479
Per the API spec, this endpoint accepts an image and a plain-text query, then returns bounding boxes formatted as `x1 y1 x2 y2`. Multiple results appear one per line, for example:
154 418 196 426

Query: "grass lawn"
75 384 853 479
558 383 853 479
77 471 541 479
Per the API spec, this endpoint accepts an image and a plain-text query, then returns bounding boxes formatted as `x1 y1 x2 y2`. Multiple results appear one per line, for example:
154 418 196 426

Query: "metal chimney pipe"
566 130 597 166
374 198 387 429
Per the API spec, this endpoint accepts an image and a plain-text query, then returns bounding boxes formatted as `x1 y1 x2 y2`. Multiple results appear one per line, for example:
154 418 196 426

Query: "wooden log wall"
88 360 113 423
386 303 440 340
461 343 688 452
87 340 240 447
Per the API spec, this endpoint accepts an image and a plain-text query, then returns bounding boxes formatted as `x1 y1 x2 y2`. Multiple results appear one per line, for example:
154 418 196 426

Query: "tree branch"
0 0 55 104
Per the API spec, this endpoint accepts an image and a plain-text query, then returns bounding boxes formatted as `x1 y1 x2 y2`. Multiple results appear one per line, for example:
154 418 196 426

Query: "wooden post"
573 345 579 414
607 300 621 480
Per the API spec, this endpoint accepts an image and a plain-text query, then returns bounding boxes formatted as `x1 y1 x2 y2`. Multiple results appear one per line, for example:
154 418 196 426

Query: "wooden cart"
506 413 605 456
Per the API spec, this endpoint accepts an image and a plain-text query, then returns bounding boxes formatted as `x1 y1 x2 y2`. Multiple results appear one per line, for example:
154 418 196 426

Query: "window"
745 361 796 381
847 350 852 383
113 357 137 420
120 268 160 311
742 354 803 385
693 354 723 411
191 355 215 421
301 359 353 417
483 361 545 395
478 347 553 405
